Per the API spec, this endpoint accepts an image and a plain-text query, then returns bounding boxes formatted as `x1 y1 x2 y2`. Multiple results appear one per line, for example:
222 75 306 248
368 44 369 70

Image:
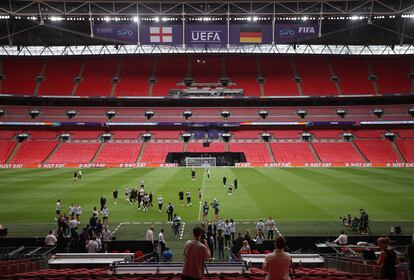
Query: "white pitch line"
112 222 123 235
197 168 207 221
180 222 186 240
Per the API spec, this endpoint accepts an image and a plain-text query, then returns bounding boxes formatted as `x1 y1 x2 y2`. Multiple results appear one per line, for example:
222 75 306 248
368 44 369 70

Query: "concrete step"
91 142 105 163
265 142 276 163
350 142 369 163
43 142 62 163
308 142 322 163
136 141 148 163
391 141 406 162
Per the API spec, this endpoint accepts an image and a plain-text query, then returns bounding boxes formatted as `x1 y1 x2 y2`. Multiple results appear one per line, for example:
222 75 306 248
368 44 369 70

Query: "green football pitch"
0 167 413 241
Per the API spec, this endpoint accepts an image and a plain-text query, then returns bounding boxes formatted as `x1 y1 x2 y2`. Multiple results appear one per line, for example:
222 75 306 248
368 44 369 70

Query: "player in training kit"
212 199 220 222
100 195 106 211
140 179 145 188
55 200 62 221
198 188 202 202
234 178 238 190
113 188 118 204
75 205 82 222
158 194 163 212
149 192 153 207
222 176 227 187
68 203 75 217
202 202 209 223
191 168 196 180
186 189 192 206
178 190 184 206
207 169 211 179
228 183 233 195
101 205 109 225
77 170 82 180
125 187 131 201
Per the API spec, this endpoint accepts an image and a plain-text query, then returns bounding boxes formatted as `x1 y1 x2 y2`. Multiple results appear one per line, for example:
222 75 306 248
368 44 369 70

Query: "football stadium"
0 0 414 279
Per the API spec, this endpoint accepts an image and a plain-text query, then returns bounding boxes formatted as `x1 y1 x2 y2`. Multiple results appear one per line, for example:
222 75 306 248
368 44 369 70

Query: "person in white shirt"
146 226 154 245
229 219 236 242
207 169 211 180
159 228 166 253
267 217 276 240
333 230 348 245
182 227 210 280
68 216 78 236
68 203 75 217
263 236 292 280
45 230 57 246
256 219 265 233
102 226 112 252
77 170 82 180
101 205 109 226
75 205 82 222
86 236 100 253
157 195 163 212
55 200 62 221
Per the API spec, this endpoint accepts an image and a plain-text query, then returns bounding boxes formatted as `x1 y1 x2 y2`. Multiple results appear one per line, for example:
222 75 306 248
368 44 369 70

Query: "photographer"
182 227 211 280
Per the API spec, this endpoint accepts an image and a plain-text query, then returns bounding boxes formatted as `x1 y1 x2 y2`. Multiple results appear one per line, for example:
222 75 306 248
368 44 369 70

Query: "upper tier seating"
229 142 271 163
262 56 298 96
370 57 412 94
11 140 58 164
27 130 60 140
354 140 400 163
46 143 100 164
393 129 414 139
270 142 317 163
312 142 364 163
294 57 337 96
38 58 82 96
187 142 225 152
151 130 182 140
192 56 223 83
140 142 184 163
0 140 16 164
270 130 302 139
111 130 144 140
69 130 102 140
115 57 153 96
152 57 188 96
395 140 414 162
351 129 384 139
94 142 142 163
330 57 373 95
310 129 343 139
1 57 43 95
227 56 261 96
75 57 118 96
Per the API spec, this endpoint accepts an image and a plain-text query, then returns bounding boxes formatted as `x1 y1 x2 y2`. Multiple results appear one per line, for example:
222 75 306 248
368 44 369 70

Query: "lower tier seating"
0 140 17 164
229 142 272 163
140 143 184 163
395 140 414 162
354 140 400 163
11 140 58 164
312 142 364 163
46 143 100 164
94 143 142 164
270 142 317 163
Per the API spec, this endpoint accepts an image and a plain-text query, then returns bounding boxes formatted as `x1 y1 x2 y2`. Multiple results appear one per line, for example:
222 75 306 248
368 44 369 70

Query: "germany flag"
240 27 262 43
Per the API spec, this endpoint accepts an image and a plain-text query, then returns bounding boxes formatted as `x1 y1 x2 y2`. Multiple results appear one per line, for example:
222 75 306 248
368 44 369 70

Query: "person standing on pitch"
159 228 166 254
179 189 184 206
55 199 62 221
212 199 220 222
222 176 227 187
191 168 196 180
77 170 82 180
101 205 109 226
234 178 238 190
182 227 210 280
198 188 202 203
166 202 174 222
113 188 118 205
266 217 276 240
186 189 192 207
207 168 211 180
202 202 209 223
158 194 163 212
100 195 106 211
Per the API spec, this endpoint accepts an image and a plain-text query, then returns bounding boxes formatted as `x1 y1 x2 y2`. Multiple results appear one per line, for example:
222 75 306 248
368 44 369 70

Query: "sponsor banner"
140 24 182 45
275 24 319 42
229 24 272 45
186 25 226 46
94 24 138 43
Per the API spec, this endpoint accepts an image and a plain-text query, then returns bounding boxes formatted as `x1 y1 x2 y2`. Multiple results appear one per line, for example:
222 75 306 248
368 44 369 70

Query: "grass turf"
0 167 413 239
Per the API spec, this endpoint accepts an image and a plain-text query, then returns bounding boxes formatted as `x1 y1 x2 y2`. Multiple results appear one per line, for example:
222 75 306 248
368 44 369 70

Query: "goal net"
185 157 216 167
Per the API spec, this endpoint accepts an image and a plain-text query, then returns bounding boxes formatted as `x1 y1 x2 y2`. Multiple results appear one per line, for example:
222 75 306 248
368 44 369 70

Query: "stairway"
43 142 62 163
183 141 188 153
390 141 406 162
350 142 369 163
224 141 229 152
34 58 47 96
326 57 342 95
6 142 22 164
110 58 123 97
367 61 380 96
290 58 303 96
265 142 276 163
136 141 148 163
308 142 322 163
91 142 105 163
70 58 87 96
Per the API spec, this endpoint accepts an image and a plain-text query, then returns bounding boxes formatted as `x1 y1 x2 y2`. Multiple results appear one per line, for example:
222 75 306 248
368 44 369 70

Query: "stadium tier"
94 142 142 164
0 140 17 164
1 56 412 97
46 142 100 164
10 140 58 164
270 142 317 163
311 142 365 163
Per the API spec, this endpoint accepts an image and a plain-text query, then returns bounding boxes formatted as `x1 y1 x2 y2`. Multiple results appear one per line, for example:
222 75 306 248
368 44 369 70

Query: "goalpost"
185 157 217 167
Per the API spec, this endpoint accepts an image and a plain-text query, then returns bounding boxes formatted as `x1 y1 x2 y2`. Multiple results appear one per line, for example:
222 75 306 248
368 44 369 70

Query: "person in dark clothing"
100 195 106 211
222 176 227 187
208 234 214 259
96 219 103 234
217 229 225 260
234 178 238 190
207 222 217 249
113 189 118 204
233 232 244 255
89 214 98 229
178 190 184 206
377 237 399 280
406 234 414 279
149 192 153 207
166 202 174 222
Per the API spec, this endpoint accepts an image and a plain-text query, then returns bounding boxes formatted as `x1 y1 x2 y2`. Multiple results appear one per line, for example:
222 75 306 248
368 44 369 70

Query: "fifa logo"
298 27 315 33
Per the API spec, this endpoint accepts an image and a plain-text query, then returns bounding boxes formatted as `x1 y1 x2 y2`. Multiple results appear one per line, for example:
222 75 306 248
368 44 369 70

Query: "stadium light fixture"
246 17 252 21
154 17 160 22
50 16 63 22
104 16 110 22
253 16 258 22
133 16 139 22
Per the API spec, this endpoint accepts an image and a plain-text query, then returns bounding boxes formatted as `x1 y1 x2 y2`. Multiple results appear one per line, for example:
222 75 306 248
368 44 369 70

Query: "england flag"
150 27 173 43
